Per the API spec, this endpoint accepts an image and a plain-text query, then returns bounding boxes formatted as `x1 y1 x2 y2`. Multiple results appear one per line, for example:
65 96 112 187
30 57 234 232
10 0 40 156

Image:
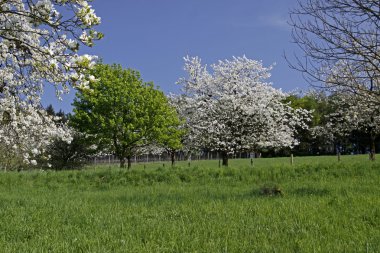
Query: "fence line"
89 151 260 165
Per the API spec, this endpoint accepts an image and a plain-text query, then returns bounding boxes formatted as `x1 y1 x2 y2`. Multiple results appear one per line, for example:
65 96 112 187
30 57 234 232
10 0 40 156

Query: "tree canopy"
289 0 380 104
175 56 311 166
71 63 182 169
0 0 101 168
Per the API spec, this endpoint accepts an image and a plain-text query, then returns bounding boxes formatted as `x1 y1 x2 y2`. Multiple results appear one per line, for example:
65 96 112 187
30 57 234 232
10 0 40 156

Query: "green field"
0 155 379 252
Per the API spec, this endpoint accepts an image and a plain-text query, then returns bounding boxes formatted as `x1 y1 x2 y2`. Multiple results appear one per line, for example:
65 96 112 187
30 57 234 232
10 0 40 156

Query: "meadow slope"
0 155 379 252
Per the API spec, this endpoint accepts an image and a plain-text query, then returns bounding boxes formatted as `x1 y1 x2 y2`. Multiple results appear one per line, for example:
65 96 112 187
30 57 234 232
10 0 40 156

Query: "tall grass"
0 155 379 252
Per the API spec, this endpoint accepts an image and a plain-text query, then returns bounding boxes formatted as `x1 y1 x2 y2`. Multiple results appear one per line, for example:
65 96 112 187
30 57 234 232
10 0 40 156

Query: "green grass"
0 155 379 252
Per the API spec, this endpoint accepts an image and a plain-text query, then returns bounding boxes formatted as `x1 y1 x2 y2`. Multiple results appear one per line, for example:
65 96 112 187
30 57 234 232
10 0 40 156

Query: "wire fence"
88 151 261 165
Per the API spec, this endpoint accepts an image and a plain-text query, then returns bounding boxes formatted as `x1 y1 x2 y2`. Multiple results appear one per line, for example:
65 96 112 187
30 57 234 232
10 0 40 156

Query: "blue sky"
43 0 306 112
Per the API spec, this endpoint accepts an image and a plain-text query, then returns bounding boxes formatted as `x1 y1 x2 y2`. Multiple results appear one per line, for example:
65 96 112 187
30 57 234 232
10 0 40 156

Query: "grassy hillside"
0 155 379 252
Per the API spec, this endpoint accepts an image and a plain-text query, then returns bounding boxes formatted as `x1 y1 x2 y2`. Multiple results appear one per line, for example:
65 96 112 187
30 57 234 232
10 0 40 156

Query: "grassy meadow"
0 155 379 252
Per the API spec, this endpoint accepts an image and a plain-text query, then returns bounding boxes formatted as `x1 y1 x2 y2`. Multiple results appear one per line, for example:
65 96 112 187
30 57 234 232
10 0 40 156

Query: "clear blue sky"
43 0 306 112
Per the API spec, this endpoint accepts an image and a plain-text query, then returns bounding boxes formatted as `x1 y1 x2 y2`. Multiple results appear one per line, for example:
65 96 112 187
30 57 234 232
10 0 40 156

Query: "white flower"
0 0 100 168
175 56 311 154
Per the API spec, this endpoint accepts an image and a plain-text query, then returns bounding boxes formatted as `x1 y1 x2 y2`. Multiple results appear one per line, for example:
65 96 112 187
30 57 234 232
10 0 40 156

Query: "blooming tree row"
289 0 380 160
312 91 380 160
3 0 377 169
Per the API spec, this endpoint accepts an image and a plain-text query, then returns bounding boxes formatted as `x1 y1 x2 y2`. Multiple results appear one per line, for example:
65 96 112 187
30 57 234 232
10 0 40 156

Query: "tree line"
0 0 379 170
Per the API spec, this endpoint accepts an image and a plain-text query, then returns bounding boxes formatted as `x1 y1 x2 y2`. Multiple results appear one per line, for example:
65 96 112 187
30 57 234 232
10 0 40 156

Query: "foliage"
0 96 72 170
71 63 183 169
40 105 95 170
176 56 311 165
0 142 24 171
285 91 380 156
44 131 96 170
0 0 101 167
284 91 336 155
285 91 333 127
316 91 380 159
289 0 380 157
0 0 102 97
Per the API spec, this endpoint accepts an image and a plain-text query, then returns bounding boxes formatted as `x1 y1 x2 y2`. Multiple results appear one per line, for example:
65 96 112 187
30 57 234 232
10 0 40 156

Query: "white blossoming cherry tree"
313 61 380 161
177 56 311 166
0 0 101 169
320 92 380 161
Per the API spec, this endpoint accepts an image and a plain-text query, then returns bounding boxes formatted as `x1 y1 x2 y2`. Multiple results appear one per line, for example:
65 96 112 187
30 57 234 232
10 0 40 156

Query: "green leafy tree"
44 131 97 170
158 119 185 166
41 105 95 170
284 91 336 155
71 64 182 169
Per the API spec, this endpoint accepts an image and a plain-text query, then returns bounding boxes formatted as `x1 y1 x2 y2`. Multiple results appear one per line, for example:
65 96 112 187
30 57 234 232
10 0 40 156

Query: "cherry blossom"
0 0 101 168
176 56 311 166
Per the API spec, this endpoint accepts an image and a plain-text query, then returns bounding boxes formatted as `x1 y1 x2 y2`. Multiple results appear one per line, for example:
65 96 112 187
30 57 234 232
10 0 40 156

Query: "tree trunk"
336 144 341 162
120 157 126 168
127 156 132 170
370 134 376 161
221 151 228 167
171 151 175 167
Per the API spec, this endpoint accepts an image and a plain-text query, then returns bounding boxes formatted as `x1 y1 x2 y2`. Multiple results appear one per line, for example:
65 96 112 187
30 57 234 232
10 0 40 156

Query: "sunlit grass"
0 155 379 252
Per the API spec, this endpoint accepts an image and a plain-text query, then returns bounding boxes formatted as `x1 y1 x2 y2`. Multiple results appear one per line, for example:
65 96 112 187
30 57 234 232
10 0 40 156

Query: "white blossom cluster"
313 60 380 146
326 60 380 105
176 56 311 154
0 0 101 97
0 90 72 169
0 0 100 167
313 92 380 144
